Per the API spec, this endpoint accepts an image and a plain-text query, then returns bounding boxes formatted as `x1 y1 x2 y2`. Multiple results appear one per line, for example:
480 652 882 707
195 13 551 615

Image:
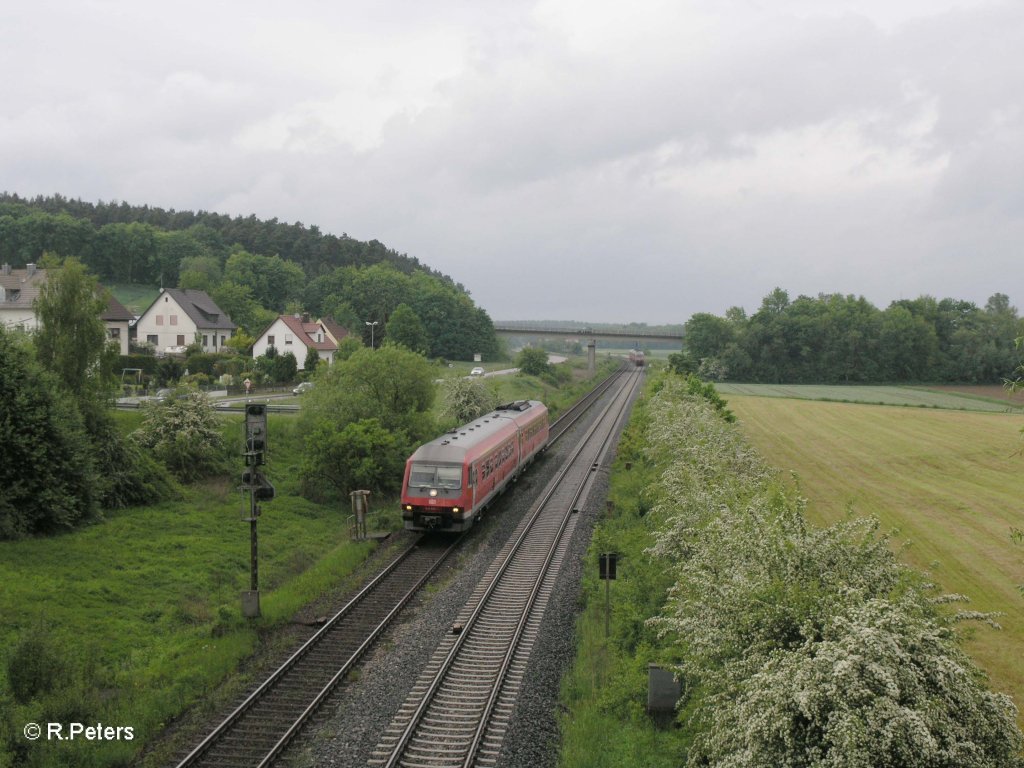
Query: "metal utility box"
647 664 681 717
241 590 261 618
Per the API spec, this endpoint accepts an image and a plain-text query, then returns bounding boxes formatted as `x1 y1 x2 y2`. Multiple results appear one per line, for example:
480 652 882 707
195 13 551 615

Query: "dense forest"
0 193 497 360
676 288 1023 384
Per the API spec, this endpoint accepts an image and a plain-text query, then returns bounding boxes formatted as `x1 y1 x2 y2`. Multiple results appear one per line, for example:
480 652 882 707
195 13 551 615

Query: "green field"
716 382 1024 412
0 414 388 767
106 283 160 315
727 393 1024 723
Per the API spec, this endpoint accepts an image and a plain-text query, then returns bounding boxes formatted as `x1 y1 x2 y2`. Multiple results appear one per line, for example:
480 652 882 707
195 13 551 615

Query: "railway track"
369 368 643 768
171 364 630 768
174 536 459 768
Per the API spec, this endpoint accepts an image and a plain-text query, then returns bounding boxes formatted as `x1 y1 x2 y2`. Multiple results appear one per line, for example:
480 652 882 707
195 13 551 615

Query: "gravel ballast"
292 383 638 768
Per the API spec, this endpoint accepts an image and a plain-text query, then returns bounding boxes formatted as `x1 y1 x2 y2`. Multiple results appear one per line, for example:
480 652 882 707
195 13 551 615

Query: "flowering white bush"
132 390 226 482
641 376 1023 767
442 376 497 425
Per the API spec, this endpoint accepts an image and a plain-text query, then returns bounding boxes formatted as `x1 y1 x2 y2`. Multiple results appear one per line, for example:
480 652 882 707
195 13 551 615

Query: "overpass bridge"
492 323 684 343
492 323 683 372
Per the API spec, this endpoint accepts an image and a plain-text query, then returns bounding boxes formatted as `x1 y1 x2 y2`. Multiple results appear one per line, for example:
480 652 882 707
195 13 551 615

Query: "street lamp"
365 320 379 349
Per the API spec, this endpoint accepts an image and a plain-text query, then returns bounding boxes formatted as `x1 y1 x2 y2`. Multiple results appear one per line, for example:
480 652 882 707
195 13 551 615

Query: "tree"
304 345 321 373
212 281 277 336
684 313 735 362
305 344 435 434
223 249 305 312
300 344 437 500
517 346 550 376
34 256 112 404
385 303 430 354
0 329 98 537
301 418 409 498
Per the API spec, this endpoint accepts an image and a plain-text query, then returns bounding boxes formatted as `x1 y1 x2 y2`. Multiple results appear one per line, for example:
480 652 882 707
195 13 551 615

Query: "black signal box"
599 552 618 580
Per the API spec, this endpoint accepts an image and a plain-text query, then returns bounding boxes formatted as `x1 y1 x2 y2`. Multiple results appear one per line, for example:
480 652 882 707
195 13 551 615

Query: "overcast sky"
2 1 1022 324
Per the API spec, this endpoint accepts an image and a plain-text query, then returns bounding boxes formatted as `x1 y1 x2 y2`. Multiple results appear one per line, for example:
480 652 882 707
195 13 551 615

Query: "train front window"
436 466 461 489
410 463 462 490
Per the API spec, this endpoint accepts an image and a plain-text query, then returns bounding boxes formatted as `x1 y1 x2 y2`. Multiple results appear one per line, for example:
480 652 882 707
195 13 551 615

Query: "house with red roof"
252 315 350 364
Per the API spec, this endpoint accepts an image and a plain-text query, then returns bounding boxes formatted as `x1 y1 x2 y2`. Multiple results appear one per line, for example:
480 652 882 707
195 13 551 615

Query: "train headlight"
404 504 413 511
452 507 461 513
429 489 438 497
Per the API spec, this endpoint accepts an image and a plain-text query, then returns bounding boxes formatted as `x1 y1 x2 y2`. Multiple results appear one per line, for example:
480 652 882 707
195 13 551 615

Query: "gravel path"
288 385 636 768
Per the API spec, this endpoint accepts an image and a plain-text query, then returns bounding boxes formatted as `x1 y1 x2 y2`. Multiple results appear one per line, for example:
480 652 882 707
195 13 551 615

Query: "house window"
267 335 275 346
176 335 185 346
203 335 209 346
221 335 226 346
109 328 120 338
284 333 293 345
147 334 158 345
156 315 164 325
170 315 178 326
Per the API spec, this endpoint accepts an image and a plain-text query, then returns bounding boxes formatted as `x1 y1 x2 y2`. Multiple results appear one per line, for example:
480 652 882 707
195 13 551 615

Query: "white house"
135 288 236 354
252 315 349 364
101 294 134 355
0 263 46 330
1 264 132 351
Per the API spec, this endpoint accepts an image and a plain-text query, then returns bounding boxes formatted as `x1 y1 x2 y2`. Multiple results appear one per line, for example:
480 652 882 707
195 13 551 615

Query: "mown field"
716 382 1024 412
726 393 1024 722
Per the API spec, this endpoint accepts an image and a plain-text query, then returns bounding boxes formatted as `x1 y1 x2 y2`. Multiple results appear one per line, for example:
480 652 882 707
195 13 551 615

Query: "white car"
292 381 314 395
470 367 485 376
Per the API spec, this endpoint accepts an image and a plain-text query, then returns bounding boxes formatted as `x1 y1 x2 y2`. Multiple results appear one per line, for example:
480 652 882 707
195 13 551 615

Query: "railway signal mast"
241 404 275 618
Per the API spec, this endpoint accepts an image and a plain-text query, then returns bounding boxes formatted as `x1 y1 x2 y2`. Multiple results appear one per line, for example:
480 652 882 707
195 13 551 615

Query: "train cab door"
469 465 478 512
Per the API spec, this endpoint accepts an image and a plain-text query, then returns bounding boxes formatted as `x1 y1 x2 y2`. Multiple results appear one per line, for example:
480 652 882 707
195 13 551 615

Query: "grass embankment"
0 413 386 768
1 361 612 768
558 377 686 768
727 394 1024 724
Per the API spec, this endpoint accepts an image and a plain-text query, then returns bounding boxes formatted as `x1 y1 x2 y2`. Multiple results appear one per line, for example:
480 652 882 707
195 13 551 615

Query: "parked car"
470 367 485 376
154 388 175 402
293 381 314 395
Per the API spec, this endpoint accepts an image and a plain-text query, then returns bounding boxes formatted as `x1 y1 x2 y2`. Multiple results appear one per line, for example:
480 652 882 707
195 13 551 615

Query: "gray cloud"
1 0 1020 323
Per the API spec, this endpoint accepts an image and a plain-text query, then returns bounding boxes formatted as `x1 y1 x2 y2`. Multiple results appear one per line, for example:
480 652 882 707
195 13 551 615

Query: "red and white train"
629 349 645 367
400 400 549 532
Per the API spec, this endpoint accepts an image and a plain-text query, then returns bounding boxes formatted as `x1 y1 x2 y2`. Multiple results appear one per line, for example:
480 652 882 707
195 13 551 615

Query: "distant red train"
400 400 549 532
629 349 645 367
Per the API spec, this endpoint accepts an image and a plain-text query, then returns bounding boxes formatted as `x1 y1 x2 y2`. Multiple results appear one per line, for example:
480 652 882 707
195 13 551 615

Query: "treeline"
0 193 497 360
676 288 1023 384
0 192 458 287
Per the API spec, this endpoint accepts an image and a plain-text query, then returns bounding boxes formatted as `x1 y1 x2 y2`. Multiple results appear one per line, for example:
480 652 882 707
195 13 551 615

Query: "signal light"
242 469 275 502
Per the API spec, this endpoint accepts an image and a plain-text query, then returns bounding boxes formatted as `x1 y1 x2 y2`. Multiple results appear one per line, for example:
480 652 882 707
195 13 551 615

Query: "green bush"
6 624 67 705
517 346 550 376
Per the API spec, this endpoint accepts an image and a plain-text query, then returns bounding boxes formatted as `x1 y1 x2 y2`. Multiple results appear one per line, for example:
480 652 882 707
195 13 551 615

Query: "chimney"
26 263 36 276
1 263 10 276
